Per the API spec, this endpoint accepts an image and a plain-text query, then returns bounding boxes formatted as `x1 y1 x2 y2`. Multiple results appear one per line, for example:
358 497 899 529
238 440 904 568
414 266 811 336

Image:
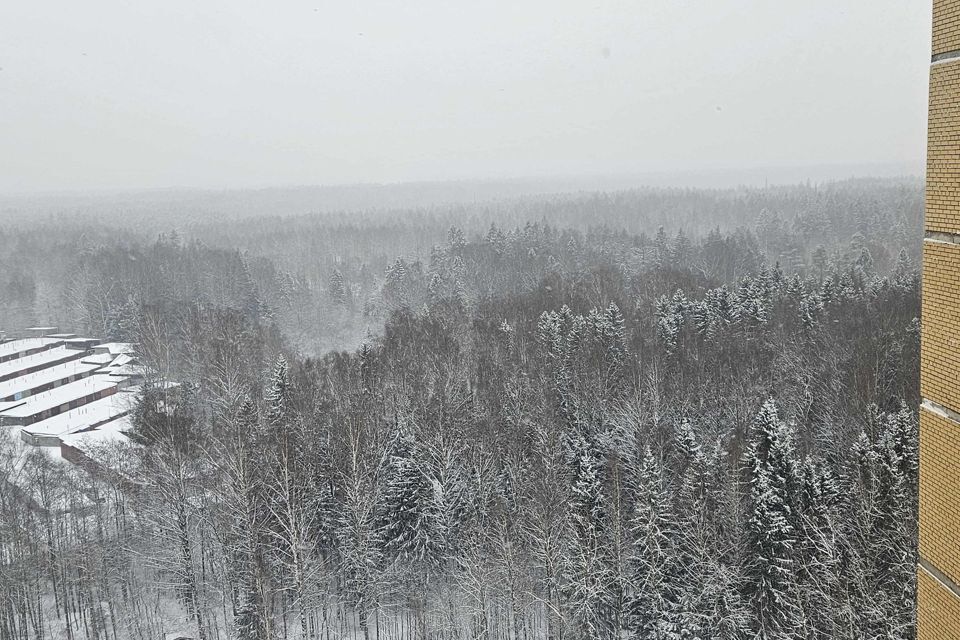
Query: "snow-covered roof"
0 359 102 400
81 353 115 366
63 338 100 349
21 392 137 438
60 414 133 450
104 364 147 378
0 337 59 359
0 399 25 413
0 375 122 420
98 354 147 378
92 342 135 356
0 346 86 379
109 354 134 367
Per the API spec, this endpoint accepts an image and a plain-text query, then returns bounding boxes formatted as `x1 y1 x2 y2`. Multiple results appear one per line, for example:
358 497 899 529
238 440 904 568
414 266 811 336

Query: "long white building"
0 330 144 461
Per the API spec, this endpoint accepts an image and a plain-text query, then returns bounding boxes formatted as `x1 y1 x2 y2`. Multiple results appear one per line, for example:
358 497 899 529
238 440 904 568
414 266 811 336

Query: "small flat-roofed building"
63 338 100 351
59 414 141 486
0 358 103 402
98 353 147 384
0 338 63 365
0 346 90 383
92 342 134 356
24 327 58 338
60 414 134 464
0 399 23 413
21 390 137 447
81 352 115 366
44 333 78 340
0 375 123 426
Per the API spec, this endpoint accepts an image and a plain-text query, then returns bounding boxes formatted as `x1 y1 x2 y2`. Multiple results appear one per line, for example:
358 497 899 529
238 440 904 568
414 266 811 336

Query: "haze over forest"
1 0 931 194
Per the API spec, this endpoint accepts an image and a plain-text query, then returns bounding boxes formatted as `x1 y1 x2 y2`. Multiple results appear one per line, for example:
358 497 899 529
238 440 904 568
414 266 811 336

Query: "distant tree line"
0 179 921 356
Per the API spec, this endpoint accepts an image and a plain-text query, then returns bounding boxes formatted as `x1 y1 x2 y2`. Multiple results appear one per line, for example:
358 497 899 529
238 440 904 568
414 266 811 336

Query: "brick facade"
920 406 960 586
919 567 960 639
921 1 960 635
934 0 960 57
921 242 960 407
927 62 960 234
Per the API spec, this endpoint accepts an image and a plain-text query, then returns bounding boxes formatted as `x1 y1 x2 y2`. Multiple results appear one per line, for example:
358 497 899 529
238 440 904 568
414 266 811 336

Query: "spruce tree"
379 422 445 566
266 354 290 433
329 268 347 305
628 445 681 640
744 399 801 640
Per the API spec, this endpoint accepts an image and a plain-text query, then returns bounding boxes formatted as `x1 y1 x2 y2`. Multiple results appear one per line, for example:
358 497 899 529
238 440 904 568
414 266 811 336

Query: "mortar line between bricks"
920 559 960 601
922 399 960 425
933 49 960 65
925 231 960 245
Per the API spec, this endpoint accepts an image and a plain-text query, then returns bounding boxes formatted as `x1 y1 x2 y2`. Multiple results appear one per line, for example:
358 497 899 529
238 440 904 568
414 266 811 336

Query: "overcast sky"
0 0 932 193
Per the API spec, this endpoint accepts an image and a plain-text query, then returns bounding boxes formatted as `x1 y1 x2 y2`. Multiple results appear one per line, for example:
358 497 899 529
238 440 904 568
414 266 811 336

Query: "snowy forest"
0 178 922 640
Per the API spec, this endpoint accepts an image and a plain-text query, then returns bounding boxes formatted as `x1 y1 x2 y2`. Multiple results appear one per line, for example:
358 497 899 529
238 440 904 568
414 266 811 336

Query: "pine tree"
383 258 408 308
379 422 445 566
693 286 734 339
569 433 606 533
744 399 801 640
564 432 616 639
628 445 681 639
266 354 290 433
673 417 701 470
654 226 670 269
329 268 347 305
587 302 626 391
358 341 376 393
858 406 917 638
655 291 687 353
485 223 507 254
798 292 823 329
892 248 916 292
736 274 771 327
448 226 467 254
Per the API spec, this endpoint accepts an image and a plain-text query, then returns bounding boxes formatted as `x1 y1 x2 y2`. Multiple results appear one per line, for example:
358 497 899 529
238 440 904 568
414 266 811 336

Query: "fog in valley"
0 2 930 640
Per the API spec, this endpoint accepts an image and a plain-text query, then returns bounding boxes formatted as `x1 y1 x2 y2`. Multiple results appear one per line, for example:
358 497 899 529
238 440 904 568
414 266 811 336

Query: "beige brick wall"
934 0 960 57
921 242 960 408
920 407 960 587
919 567 960 639
927 60 960 235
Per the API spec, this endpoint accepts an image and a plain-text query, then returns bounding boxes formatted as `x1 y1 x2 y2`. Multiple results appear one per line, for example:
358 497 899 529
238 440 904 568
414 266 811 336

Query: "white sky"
0 0 932 193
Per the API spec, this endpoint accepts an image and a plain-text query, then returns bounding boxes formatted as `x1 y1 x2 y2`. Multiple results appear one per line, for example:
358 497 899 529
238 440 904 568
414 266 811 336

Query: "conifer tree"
628 445 680 640
379 421 445 566
563 432 616 639
744 399 801 640
329 269 347 305
266 354 290 433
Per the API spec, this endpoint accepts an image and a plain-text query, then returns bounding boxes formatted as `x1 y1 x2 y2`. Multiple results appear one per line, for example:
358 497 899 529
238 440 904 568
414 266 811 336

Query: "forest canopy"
0 179 921 640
